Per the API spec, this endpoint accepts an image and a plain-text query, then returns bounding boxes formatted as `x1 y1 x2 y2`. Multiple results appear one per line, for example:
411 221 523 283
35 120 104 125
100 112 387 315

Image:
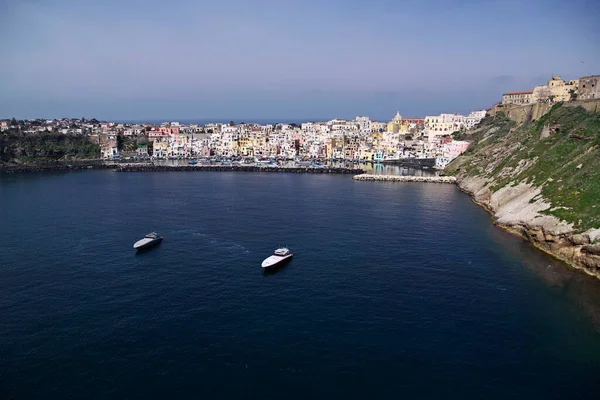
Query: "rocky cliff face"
446 103 600 279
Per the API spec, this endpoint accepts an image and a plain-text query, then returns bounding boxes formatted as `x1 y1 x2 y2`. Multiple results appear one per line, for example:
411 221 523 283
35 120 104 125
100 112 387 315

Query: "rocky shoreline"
114 165 365 174
455 176 600 281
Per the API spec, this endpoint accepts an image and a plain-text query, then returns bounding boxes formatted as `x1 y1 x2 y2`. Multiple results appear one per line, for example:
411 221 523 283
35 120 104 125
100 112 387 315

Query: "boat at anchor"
133 232 163 251
261 248 293 268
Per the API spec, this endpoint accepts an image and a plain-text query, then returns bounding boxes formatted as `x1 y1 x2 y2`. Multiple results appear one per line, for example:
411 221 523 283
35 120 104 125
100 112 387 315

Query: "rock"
581 245 600 256
576 163 583 170
571 234 591 245
586 228 600 244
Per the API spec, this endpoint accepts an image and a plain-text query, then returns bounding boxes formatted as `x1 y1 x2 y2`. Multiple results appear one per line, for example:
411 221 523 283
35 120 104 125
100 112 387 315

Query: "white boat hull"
261 254 293 268
133 237 163 250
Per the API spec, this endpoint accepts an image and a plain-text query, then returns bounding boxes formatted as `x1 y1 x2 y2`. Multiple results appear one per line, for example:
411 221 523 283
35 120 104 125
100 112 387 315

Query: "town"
1 74 598 170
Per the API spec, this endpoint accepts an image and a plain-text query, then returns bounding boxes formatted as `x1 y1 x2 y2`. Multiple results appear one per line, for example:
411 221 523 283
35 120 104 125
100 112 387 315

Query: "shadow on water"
517 241 600 333
262 259 293 276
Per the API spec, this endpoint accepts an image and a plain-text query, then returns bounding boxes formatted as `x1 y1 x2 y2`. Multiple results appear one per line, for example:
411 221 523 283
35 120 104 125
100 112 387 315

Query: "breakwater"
115 165 365 174
0 162 115 174
353 174 457 183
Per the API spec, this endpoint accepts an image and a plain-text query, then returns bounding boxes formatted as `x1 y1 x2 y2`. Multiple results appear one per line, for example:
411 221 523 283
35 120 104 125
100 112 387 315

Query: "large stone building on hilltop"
532 76 578 103
578 75 600 100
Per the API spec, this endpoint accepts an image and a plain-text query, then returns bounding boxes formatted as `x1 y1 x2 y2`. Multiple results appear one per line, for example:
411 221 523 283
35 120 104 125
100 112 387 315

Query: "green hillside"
0 132 100 163
446 103 600 232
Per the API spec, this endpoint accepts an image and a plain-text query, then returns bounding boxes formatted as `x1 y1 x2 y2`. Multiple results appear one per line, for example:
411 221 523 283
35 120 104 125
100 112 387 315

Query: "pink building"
200 146 211 157
149 130 169 138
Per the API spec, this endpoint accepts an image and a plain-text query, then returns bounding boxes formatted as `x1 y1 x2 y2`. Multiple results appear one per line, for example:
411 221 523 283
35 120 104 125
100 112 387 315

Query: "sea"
117 118 323 126
1 170 600 399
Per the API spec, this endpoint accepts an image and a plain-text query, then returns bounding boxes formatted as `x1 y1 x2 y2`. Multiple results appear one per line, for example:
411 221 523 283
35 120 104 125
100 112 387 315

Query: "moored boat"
261 248 293 268
133 232 163 251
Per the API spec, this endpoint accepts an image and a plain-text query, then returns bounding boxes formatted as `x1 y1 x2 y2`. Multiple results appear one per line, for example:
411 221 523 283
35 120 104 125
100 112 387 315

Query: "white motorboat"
133 232 163 251
261 248 293 268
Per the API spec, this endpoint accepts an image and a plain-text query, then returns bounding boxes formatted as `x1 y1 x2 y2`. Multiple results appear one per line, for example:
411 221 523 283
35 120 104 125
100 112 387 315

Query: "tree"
229 120 235 126
116 135 125 150
10 118 17 126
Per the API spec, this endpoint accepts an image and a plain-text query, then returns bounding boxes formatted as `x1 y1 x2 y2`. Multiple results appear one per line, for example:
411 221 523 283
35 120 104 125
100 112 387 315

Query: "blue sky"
1 0 599 121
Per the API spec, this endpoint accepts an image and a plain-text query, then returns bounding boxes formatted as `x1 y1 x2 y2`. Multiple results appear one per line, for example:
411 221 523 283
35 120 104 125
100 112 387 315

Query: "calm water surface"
1 171 600 399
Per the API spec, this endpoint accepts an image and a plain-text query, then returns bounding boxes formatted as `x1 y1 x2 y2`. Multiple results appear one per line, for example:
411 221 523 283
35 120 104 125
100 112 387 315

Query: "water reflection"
151 159 437 177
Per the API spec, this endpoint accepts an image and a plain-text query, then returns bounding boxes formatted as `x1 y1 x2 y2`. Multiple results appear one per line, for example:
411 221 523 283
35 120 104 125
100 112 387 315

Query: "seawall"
353 174 456 183
115 165 364 174
0 162 114 174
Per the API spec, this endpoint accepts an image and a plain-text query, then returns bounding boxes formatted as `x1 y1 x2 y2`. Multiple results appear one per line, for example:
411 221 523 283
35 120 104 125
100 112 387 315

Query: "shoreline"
454 179 600 281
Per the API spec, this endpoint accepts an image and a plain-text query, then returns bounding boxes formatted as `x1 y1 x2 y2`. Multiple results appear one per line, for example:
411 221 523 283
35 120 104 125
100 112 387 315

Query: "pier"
353 174 457 183
115 164 365 174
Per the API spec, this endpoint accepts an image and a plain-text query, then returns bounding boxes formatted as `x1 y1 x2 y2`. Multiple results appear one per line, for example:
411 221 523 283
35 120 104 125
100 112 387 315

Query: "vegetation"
0 132 100 163
446 104 600 232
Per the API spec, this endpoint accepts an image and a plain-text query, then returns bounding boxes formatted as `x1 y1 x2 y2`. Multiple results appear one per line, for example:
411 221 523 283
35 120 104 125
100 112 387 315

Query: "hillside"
0 132 100 164
445 103 600 278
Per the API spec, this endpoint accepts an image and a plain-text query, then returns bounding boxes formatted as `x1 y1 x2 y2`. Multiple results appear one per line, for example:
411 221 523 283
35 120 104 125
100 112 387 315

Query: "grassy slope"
446 103 600 232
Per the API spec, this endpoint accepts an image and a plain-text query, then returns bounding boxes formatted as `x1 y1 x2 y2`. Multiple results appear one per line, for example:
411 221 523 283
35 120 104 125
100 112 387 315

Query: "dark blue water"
2 171 600 399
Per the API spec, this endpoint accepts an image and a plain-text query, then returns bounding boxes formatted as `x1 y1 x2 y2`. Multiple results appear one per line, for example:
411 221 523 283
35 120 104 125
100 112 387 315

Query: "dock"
353 174 457 183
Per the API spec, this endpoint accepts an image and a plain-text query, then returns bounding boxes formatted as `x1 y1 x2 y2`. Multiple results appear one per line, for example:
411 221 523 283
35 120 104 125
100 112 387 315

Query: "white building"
355 116 372 133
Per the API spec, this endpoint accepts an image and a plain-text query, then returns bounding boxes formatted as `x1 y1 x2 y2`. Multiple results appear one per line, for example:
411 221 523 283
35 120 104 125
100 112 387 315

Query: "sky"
0 0 599 121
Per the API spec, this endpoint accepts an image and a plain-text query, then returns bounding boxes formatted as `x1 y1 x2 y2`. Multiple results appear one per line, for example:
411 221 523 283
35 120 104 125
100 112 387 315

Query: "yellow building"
387 111 409 133
359 148 373 161
152 140 169 158
532 76 579 103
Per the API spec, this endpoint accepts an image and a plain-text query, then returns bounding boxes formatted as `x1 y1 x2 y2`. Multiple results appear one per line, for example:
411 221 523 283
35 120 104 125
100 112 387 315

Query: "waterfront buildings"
1 111 487 166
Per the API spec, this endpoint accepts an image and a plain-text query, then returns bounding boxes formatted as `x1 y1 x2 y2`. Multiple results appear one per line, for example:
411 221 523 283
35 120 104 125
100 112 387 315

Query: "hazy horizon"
1 0 599 120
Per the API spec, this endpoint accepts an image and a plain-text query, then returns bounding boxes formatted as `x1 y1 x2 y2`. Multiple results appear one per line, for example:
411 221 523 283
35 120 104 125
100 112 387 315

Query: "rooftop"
503 90 533 95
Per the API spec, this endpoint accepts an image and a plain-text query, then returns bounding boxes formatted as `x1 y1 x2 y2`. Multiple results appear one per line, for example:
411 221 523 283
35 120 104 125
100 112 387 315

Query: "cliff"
445 103 600 279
